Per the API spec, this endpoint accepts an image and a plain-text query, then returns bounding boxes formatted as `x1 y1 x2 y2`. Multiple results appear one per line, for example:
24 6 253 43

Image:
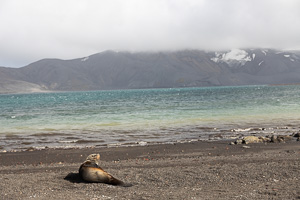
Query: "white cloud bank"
0 0 300 67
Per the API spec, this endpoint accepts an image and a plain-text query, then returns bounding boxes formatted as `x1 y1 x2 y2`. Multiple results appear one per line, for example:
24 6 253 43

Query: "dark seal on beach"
78 154 132 187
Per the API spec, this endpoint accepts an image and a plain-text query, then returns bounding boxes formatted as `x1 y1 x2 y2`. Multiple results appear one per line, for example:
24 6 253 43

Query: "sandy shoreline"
0 140 299 199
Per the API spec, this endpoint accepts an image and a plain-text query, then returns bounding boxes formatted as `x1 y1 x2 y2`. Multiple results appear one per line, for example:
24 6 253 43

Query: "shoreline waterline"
1 85 300 151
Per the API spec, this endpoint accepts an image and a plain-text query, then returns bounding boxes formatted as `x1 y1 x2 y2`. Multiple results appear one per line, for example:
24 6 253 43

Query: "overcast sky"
1 0 300 67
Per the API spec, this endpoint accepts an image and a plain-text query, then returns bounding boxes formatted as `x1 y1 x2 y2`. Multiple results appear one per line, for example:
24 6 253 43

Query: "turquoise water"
1 85 300 151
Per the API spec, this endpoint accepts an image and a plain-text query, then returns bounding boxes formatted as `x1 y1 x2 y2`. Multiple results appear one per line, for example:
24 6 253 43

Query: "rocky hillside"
1 49 300 93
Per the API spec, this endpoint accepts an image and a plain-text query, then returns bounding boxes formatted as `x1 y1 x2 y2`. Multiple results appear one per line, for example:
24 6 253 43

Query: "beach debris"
234 139 244 145
271 135 292 143
231 134 294 145
232 136 265 145
137 141 147 146
242 145 251 149
242 136 257 144
293 132 300 137
26 147 36 151
244 136 267 144
292 132 300 140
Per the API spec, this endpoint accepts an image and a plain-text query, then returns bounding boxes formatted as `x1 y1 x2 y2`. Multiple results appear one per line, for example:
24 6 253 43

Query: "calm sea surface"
1 85 300 151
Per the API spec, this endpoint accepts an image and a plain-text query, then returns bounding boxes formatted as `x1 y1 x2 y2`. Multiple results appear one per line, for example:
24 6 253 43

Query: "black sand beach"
0 140 300 199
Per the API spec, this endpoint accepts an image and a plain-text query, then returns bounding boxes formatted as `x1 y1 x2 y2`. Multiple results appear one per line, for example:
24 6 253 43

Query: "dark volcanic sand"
0 140 299 199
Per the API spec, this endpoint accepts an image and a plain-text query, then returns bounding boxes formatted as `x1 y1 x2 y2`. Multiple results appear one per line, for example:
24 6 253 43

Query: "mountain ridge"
1 49 300 94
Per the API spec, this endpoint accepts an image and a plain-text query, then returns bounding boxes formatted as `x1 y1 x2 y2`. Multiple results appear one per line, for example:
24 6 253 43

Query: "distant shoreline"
269 83 300 86
2 83 300 95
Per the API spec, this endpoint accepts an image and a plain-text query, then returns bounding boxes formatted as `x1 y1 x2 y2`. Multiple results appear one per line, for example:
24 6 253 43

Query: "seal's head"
85 154 100 162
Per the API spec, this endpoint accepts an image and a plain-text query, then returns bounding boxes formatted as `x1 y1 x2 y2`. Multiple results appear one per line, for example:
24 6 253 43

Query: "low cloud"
1 0 300 67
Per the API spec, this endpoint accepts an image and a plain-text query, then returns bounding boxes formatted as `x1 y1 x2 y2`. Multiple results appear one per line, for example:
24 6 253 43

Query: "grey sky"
1 0 300 67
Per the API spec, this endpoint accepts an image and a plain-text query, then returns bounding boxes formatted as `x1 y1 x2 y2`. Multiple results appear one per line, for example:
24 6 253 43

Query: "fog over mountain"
1 49 300 94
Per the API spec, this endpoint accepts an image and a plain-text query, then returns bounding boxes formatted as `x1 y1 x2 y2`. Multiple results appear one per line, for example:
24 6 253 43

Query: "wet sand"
0 140 299 199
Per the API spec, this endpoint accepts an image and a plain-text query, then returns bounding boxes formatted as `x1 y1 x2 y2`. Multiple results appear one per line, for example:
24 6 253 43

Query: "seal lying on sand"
79 153 132 187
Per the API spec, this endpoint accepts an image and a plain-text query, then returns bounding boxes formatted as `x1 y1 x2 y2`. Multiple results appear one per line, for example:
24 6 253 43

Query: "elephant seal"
79 153 132 187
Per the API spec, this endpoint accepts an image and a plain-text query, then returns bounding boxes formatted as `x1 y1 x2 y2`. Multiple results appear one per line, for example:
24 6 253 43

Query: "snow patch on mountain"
211 49 251 67
258 61 264 66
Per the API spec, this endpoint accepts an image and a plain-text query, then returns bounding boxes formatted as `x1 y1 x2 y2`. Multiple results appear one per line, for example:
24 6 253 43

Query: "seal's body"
79 154 131 187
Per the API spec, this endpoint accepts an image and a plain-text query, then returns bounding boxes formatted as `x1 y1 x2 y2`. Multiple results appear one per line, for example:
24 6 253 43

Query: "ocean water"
1 85 300 151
